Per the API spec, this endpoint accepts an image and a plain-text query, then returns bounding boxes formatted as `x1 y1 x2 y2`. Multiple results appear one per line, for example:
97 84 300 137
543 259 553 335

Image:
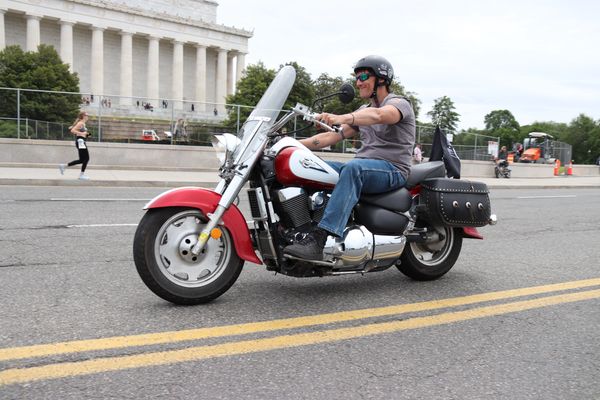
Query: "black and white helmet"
354 55 394 86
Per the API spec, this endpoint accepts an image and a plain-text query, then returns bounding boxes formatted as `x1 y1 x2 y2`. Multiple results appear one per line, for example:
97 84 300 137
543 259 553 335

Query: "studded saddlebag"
420 178 491 227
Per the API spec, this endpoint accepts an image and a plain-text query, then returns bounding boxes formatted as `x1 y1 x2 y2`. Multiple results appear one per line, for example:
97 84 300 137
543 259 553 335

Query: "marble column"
226 54 235 96
91 27 104 100
216 48 228 115
0 10 6 50
147 36 160 105
26 15 41 52
236 53 246 83
120 31 133 105
59 20 74 71
195 45 207 112
172 41 184 110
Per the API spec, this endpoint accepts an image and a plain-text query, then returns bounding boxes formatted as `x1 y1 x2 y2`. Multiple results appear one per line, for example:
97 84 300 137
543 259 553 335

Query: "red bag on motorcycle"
420 178 491 227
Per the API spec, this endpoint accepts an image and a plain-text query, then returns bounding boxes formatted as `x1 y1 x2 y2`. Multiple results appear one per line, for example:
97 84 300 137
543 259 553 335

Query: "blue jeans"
318 158 407 237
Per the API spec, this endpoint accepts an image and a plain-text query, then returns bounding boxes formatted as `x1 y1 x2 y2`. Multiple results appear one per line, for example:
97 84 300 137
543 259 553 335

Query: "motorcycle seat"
359 161 446 212
406 161 446 188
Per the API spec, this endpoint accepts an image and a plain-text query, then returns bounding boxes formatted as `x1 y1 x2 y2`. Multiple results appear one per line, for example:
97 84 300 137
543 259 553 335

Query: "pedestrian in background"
59 111 92 180
413 143 423 163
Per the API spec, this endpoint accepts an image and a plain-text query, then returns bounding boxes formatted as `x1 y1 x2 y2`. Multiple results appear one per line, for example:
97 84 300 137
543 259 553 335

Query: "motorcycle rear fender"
462 227 484 240
144 187 262 264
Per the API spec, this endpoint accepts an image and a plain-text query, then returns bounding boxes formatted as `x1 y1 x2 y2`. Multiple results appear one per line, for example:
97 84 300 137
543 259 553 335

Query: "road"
1 186 599 399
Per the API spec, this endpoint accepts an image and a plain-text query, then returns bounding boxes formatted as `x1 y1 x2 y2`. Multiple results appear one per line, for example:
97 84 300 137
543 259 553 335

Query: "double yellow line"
1 278 600 386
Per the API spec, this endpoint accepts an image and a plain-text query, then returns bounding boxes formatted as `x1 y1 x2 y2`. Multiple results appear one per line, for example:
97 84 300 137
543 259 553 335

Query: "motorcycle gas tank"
272 137 339 189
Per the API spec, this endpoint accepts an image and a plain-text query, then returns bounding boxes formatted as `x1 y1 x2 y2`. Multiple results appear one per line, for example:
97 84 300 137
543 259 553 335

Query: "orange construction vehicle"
519 132 555 163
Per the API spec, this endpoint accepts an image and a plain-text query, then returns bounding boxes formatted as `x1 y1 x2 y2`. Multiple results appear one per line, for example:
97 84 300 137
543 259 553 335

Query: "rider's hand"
315 112 341 126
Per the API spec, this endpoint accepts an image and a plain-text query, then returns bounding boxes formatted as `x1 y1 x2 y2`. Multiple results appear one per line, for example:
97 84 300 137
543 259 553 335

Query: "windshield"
232 65 296 163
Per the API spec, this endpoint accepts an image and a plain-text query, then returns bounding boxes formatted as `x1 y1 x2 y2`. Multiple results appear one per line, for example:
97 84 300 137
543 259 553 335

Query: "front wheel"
133 207 244 304
397 225 463 280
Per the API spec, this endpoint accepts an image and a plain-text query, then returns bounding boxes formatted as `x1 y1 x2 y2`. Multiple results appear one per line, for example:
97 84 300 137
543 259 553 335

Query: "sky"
217 0 600 131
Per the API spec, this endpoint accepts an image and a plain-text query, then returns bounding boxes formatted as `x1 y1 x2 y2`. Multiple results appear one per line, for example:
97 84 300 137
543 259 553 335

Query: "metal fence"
1 86 505 160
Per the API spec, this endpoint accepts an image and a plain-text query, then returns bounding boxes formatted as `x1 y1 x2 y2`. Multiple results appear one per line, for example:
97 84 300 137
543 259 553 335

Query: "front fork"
191 176 242 256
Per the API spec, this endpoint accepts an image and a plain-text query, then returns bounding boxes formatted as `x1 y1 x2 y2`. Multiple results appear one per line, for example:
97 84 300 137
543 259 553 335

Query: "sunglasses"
355 72 372 82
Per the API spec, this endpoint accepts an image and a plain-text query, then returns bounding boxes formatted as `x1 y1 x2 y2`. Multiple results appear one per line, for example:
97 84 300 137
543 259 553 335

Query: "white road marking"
66 223 138 228
517 195 577 199
51 198 149 202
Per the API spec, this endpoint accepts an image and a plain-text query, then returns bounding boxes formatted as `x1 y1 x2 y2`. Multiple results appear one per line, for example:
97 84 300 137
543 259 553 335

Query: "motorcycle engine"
273 187 328 231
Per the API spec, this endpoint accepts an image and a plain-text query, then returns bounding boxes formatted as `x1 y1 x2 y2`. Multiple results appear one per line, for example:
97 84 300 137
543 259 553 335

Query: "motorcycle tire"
397 226 462 281
133 207 244 305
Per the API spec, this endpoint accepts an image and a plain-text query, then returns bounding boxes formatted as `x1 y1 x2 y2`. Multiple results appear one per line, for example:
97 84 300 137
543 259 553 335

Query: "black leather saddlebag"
421 178 491 227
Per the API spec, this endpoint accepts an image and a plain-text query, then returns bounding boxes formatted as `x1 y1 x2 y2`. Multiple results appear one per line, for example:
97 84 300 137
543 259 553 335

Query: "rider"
284 55 416 260
497 146 509 168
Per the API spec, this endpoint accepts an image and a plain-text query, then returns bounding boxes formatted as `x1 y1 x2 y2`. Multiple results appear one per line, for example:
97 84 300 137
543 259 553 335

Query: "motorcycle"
133 65 497 305
494 159 511 178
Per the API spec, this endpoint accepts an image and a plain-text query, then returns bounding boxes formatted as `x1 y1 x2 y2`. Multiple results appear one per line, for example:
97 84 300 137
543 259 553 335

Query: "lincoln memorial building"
0 0 252 116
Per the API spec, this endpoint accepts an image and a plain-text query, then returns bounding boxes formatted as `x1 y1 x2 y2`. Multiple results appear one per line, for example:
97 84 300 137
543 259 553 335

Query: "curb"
0 179 218 188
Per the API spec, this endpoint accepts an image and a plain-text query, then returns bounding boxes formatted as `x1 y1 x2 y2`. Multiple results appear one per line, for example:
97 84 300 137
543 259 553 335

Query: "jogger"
59 111 91 180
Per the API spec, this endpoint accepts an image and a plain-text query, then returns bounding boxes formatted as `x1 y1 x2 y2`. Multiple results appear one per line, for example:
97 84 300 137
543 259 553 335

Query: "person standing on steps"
59 111 92 180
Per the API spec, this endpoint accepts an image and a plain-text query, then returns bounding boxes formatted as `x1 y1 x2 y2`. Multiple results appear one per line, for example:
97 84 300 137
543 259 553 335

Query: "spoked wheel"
397 225 462 280
133 207 244 304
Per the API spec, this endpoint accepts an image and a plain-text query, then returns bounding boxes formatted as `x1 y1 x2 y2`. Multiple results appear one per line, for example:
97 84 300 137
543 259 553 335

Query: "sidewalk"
0 164 599 189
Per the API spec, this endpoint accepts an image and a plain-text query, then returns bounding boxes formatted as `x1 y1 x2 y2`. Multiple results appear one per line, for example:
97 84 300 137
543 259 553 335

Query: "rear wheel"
397 225 462 280
133 207 244 304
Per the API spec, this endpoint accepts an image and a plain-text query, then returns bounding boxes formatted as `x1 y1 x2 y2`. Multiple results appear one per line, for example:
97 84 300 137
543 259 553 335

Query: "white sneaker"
58 164 65 175
78 174 90 181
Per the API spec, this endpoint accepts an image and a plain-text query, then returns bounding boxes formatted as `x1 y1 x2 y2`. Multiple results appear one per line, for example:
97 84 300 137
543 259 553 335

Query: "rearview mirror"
338 83 355 104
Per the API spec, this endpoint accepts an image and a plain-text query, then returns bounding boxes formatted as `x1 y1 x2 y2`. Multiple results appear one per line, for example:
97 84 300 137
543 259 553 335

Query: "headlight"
211 133 241 165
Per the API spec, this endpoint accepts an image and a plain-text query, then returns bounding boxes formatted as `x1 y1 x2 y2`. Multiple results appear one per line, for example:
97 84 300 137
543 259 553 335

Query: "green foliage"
313 73 361 115
389 79 421 120
280 61 315 112
223 61 316 130
518 116 600 164
0 45 80 122
223 61 423 133
520 121 569 140
427 96 460 133
223 62 276 129
484 109 521 148
563 114 600 164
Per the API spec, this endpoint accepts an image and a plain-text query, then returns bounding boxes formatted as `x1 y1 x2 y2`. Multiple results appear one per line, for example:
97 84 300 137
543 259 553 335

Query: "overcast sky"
217 0 600 131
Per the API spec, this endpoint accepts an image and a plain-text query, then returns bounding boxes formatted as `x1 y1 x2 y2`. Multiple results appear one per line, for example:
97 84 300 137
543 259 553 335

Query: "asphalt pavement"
0 163 599 189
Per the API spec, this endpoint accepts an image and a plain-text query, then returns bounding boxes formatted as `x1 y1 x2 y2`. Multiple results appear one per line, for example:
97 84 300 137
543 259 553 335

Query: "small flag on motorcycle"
429 126 461 179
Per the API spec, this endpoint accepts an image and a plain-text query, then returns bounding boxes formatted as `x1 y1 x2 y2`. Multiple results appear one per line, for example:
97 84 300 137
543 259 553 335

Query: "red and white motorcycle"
133 66 497 304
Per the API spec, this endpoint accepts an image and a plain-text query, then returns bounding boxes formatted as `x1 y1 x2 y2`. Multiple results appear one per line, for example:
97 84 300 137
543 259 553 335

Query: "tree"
484 109 521 148
280 61 314 112
563 114 600 164
0 45 80 122
389 78 421 120
427 96 460 133
223 62 276 128
223 61 315 129
312 73 361 115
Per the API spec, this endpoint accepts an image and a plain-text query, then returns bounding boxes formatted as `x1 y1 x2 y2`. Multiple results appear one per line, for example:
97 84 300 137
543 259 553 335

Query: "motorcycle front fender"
144 187 262 265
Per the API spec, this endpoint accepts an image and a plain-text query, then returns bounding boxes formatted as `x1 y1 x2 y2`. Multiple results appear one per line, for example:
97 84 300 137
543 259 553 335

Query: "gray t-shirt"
354 94 416 179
